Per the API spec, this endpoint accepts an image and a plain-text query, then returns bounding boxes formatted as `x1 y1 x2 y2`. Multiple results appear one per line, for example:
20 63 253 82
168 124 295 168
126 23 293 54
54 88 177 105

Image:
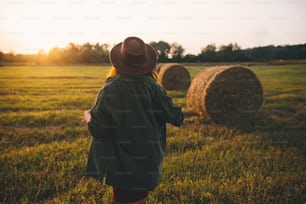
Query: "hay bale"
157 63 191 90
187 65 264 126
156 63 164 73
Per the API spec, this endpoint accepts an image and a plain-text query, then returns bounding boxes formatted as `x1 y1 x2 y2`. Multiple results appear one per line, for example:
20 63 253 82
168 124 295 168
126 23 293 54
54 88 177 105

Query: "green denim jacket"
86 74 184 191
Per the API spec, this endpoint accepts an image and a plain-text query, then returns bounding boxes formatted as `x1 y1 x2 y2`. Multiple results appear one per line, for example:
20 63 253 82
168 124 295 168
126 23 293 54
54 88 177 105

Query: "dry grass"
0 65 305 203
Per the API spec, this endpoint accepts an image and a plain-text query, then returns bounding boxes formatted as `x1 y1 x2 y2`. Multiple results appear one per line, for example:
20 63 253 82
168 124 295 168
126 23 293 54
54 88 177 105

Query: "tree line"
1 41 306 65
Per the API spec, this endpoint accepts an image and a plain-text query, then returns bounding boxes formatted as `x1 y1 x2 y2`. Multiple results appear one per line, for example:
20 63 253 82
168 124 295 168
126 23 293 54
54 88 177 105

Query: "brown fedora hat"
110 36 157 75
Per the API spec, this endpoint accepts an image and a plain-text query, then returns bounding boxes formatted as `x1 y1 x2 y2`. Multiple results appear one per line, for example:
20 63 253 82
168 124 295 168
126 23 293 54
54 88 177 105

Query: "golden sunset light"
1 1 306 203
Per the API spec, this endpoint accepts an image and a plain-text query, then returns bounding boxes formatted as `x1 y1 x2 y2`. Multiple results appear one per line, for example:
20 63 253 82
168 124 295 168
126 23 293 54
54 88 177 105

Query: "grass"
0 64 305 203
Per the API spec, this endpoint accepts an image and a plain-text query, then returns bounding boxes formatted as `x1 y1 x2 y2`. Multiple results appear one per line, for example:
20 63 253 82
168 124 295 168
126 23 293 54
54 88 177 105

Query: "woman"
84 36 184 203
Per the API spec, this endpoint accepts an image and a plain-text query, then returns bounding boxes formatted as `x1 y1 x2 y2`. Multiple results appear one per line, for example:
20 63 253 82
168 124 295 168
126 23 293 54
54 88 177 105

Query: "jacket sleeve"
157 86 184 127
88 88 113 138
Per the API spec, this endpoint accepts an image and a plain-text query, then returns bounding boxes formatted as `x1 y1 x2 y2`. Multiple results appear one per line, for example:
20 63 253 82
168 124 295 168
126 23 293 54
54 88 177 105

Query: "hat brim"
110 42 157 76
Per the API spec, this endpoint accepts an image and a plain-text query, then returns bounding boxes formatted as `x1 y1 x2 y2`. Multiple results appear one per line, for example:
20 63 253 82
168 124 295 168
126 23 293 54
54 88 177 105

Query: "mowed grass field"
0 64 305 203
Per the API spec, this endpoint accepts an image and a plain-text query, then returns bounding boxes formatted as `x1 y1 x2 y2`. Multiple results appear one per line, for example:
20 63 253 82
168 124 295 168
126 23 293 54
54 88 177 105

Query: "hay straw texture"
187 65 264 126
157 63 191 90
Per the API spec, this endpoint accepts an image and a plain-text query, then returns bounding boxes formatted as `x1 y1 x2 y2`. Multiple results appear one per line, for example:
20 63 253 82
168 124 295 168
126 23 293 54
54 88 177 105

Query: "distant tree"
289 44 306 59
218 43 242 62
36 49 47 65
149 41 171 62
0 51 3 64
93 43 110 63
170 42 184 62
219 42 240 52
198 44 217 62
203 44 217 52
248 45 274 61
101 43 110 63
2 41 306 65
48 47 64 64
78 43 95 63
244 44 306 61
63 43 80 64
184 54 198 62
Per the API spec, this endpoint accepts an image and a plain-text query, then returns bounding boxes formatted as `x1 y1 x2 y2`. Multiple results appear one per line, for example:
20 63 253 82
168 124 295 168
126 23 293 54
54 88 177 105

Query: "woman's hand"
84 110 91 123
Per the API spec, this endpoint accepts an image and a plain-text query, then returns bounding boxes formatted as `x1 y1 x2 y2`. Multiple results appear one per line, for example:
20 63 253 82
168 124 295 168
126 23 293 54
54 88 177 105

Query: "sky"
0 0 305 54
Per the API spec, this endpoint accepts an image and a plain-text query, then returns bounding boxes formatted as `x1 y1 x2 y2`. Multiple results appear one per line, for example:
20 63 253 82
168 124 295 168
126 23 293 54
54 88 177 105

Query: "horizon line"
1 42 306 55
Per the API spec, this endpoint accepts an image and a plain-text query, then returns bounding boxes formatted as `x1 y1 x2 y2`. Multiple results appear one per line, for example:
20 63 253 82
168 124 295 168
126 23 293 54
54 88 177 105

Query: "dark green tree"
183 54 198 62
0 51 3 64
218 43 242 62
170 42 184 62
149 41 171 62
63 43 80 64
198 44 217 62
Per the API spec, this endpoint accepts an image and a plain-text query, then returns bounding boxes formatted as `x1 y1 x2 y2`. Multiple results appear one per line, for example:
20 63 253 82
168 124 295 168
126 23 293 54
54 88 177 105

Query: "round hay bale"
187 65 264 126
156 63 164 73
157 63 191 90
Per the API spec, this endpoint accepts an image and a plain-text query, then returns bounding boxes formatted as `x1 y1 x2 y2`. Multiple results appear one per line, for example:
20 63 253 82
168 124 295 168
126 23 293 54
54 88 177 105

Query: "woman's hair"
106 67 158 81
106 67 119 79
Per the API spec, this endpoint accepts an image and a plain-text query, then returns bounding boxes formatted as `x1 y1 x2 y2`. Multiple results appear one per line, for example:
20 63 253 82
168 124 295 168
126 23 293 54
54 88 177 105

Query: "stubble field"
0 64 305 203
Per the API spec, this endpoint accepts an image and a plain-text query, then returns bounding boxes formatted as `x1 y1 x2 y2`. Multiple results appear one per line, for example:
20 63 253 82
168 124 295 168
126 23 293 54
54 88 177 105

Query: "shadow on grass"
183 107 257 133
183 99 306 152
254 110 306 150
